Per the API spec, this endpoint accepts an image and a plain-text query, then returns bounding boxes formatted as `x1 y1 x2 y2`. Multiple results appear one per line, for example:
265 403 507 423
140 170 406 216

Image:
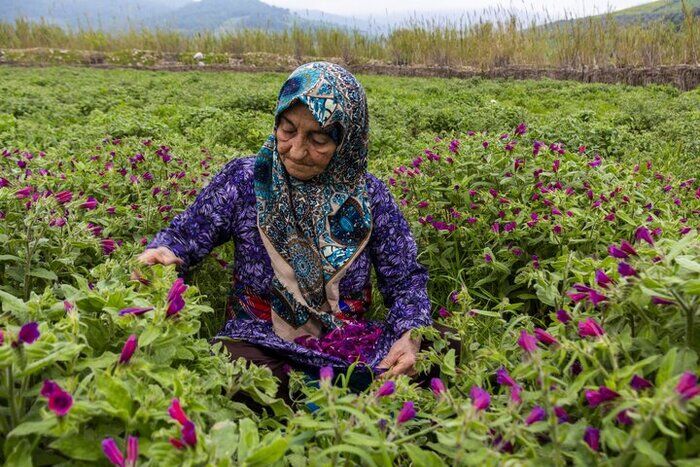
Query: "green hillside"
611 0 700 24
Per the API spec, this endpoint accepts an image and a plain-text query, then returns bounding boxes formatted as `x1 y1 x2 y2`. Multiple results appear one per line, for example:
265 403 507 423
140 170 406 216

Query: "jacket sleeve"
146 158 242 272
367 174 433 337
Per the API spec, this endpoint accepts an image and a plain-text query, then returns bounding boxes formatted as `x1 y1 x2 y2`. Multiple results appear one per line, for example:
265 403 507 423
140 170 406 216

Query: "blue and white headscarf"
254 61 373 341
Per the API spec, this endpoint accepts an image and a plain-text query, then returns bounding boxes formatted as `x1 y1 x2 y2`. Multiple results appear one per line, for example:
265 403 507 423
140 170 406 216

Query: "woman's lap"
217 322 462 407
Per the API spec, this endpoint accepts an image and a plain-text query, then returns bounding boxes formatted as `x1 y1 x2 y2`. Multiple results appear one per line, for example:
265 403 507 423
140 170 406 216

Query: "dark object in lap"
217 322 462 409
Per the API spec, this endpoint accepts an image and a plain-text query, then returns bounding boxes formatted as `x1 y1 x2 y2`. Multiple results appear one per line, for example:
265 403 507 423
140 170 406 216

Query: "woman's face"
275 102 338 181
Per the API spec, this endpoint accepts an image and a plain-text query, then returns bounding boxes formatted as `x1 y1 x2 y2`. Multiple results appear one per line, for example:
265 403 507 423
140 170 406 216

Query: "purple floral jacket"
147 156 432 370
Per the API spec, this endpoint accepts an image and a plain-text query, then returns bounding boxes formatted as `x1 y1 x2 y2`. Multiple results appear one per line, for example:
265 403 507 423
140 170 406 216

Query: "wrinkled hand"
376 330 421 378
136 246 183 267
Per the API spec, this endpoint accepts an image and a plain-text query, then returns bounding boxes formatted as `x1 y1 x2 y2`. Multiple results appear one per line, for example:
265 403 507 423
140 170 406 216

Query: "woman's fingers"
386 353 417 378
137 247 183 266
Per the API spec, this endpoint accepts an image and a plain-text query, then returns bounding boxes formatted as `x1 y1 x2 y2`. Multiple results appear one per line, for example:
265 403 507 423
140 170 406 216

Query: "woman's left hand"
376 331 421 378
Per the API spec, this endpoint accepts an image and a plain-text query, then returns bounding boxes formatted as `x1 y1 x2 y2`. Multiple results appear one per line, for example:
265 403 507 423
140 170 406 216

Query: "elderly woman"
138 62 459 404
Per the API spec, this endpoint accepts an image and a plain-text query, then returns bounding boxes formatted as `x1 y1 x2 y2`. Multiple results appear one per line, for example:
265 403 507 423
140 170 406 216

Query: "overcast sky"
263 0 651 17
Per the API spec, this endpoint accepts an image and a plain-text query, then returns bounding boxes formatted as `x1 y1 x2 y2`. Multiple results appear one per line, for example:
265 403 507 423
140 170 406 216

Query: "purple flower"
620 240 638 256
635 226 654 245
525 405 546 425
101 238 117 255
676 372 700 400
168 398 190 425
118 306 154 316
119 334 137 364
651 296 675 306
54 190 73 204
438 307 451 318
430 378 446 396
514 122 527 136
79 196 98 210
618 262 638 277
375 380 395 398
578 318 605 338
182 420 197 446
18 321 40 345
101 438 124 467
47 387 73 417
166 278 188 317
534 328 558 346
518 330 538 353
554 406 569 423
594 269 613 288
585 386 620 407
584 426 600 451
41 380 60 398
496 367 517 387
556 309 571 324
616 409 634 425
630 374 653 391
470 386 490 411
126 436 139 467
608 244 628 259
319 366 334 381
397 401 416 423
484 254 493 263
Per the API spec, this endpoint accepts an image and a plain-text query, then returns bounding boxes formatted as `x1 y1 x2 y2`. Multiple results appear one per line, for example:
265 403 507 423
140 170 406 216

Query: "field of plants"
0 65 699 465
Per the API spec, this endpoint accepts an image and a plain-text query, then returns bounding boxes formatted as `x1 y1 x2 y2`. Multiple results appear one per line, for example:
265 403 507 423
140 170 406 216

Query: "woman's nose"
286 136 309 161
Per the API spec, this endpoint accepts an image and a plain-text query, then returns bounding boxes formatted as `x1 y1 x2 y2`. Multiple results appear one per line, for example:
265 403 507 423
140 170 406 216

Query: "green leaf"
634 439 670 466
237 418 259 462
244 436 288 466
8 418 58 437
655 347 677 386
50 433 103 461
0 290 29 314
210 420 239 461
319 444 379 467
676 256 700 274
28 267 58 281
5 439 33 467
403 444 447 467
96 373 133 418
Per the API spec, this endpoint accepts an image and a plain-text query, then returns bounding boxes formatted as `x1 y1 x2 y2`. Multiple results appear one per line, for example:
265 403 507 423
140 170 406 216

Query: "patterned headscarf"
254 61 373 342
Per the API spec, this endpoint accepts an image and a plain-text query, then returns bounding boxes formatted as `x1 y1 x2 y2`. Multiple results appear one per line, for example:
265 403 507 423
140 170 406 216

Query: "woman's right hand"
136 246 184 267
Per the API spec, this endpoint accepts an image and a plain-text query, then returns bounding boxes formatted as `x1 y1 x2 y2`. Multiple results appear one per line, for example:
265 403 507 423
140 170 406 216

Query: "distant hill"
0 0 192 30
610 0 700 25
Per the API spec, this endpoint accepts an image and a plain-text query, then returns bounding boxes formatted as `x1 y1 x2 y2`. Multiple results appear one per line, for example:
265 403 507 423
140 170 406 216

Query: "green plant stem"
670 289 695 350
6 365 19 428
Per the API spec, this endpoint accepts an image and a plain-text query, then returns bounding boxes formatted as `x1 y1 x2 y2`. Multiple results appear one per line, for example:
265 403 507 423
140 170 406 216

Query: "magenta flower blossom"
514 122 527 136
397 401 416 423
534 328 558 346
430 378 446 396
556 309 571 324
126 436 139 467
554 406 570 424
634 226 654 245
608 244 628 259
182 420 197 446
583 426 600 451
484 254 493 263
119 306 154 316
101 438 124 467
578 318 605 338
79 196 98 210
54 190 73 204
15 186 32 199
168 398 190 425
119 334 137 364
585 386 620 407
375 380 395 398
166 278 188 317
470 386 490 411
17 321 40 345
319 366 334 381
630 375 653 391
101 238 117 255
618 262 638 277
438 307 451 318
44 383 73 417
651 296 675 306
594 269 613 288
620 240 638 256
525 406 546 425
518 330 538 353
676 372 700 400
616 409 633 426
496 367 517 387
